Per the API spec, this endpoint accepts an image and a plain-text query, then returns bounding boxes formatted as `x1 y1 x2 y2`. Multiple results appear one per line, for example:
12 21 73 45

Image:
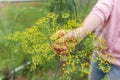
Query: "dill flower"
67 20 77 26
5 12 113 77
62 13 70 18
98 61 110 73
47 12 58 20
81 62 91 74
36 19 44 25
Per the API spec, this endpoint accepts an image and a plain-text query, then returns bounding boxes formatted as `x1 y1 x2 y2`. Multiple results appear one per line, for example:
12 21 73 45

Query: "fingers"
58 30 66 37
54 43 67 51
50 30 66 40
50 30 68 55
53 43 68 55
52 30 76 55
57 31 75 44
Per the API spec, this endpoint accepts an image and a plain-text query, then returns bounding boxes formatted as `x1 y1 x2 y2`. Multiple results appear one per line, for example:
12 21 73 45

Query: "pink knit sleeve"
91 0 113 24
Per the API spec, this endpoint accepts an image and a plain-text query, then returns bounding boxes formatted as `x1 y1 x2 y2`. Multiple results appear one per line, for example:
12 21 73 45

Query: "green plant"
6 13 114 80
0 2 47 78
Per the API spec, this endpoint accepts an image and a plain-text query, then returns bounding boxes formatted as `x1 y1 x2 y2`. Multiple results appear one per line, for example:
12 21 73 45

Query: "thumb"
57 31 74 43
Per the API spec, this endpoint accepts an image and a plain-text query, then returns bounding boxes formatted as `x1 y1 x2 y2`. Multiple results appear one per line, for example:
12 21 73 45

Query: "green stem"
70 73 75 80
73 0 78 18
54 56 60 80
0 20 6 34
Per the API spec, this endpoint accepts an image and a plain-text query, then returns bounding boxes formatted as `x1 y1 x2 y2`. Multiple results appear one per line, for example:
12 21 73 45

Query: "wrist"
74 27 83 38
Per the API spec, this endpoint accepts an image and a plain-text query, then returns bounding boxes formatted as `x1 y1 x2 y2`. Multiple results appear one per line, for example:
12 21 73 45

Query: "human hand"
50 30 68 55
50 30 67 41
51 30 79 55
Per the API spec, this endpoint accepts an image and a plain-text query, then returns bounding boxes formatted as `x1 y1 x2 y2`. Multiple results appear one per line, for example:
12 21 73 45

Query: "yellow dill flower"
102 53 115 63
36 19 44 25
81 62 91 74
32 55 42 66
62 63 76 75
67 19 77 26
6 12 113 76
42 17 49 22
98 61 110 73
62 13 70 18
61 55 68 61
47 12 58 20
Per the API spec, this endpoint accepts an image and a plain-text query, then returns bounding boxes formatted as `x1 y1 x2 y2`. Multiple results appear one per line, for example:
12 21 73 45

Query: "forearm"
74 13 102 40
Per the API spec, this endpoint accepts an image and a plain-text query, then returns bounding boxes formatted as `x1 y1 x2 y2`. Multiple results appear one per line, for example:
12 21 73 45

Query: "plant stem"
54 56 60 80
73 0 78 18
70 73 75 80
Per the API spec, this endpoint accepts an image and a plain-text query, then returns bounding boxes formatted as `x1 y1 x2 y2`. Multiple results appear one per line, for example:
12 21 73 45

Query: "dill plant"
6 13 114 79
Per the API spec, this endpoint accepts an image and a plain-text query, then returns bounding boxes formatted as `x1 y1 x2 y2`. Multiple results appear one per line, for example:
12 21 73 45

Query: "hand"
57 30 77 43
50 30 67 41
56 27 85 44
50 30 68 55
53 30 78 55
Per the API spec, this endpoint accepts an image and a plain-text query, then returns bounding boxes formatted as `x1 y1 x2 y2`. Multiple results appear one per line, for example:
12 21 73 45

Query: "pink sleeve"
91 0 113 23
